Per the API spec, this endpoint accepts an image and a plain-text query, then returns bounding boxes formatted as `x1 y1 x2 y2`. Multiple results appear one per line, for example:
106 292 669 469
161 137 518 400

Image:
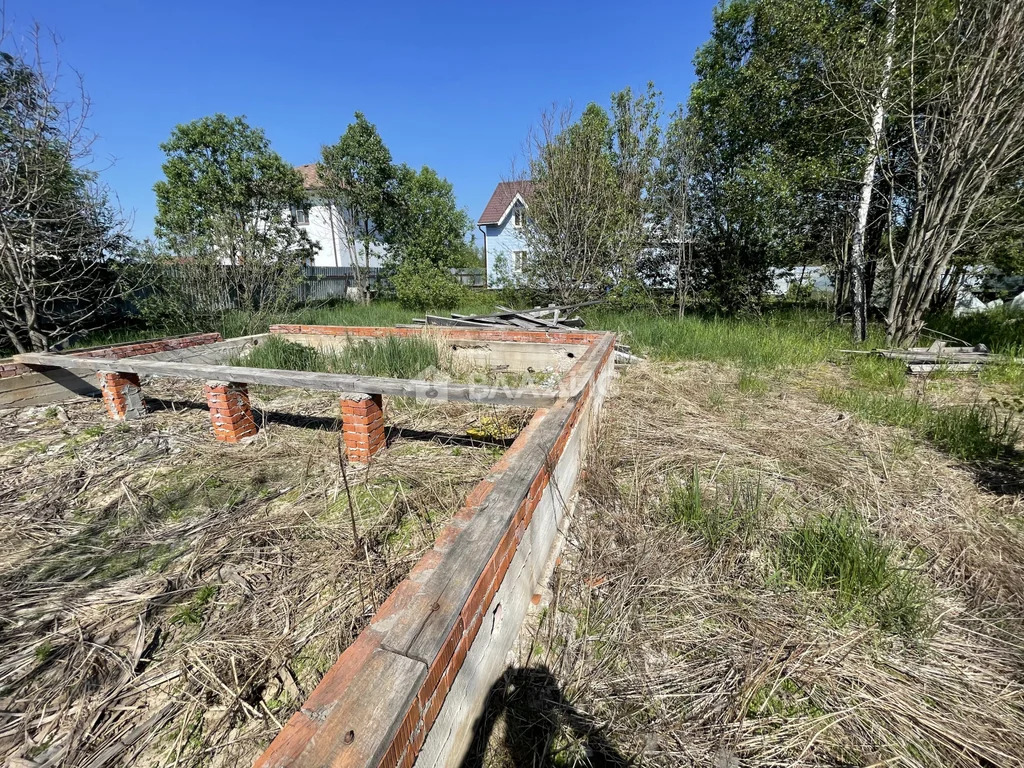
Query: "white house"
292 164 386 269
477 180 532 286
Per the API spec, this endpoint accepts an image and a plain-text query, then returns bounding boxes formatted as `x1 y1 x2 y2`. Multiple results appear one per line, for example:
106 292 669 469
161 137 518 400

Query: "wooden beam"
13 352 560 407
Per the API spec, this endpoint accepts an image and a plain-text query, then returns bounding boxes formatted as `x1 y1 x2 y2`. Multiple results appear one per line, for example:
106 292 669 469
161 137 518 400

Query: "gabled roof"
478 180 533 226
295 163 322 190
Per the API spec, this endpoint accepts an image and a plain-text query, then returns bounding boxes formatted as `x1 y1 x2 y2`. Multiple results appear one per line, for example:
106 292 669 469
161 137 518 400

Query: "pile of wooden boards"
397 301 642 364
857 341 999 374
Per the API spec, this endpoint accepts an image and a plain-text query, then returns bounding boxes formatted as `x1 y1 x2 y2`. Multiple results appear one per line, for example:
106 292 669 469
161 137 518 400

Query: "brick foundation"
205 381 258 443
341 393 385 463
97 371 147 420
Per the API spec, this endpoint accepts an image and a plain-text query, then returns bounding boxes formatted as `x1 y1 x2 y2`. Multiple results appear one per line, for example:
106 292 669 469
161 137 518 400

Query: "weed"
232 335 325 371
233 333 441 380
776 512 930 636
706 387 726 410
667 468 765 550
926 307 1024 355
34 640 54 664
44 407 58 419
738 369 769 396
925 404 1020 462
333 334 440 379
170 584 219 626
586 308 883 368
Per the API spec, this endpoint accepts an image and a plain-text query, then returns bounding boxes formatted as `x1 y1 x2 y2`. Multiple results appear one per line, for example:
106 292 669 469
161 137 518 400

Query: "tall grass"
821 388 1020 461
777 512 930 637
667 468 766 550
232 334 441 379
586 309 883 368
926 306 1024 355
333 335 441 378
230 335 326 371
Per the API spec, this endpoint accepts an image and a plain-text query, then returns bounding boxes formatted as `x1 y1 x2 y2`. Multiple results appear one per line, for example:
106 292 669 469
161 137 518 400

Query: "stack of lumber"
397 301 641 364
859 340 999 374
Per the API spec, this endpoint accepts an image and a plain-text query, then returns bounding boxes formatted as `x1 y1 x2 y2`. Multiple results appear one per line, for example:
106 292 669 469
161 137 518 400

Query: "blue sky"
5 0 718 239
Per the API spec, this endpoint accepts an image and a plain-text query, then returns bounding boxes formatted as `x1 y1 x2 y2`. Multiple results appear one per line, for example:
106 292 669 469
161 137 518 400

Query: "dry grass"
486 361 1024 767
0 381 524 767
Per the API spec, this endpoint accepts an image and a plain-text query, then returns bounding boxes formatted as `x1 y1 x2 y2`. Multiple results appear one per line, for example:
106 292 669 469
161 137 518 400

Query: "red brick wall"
269 324 602 346
254 332 616 768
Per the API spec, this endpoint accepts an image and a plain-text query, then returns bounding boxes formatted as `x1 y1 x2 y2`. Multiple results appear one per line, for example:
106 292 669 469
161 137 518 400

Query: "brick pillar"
97 371 147 420
341 392 385 463
205 381 258 443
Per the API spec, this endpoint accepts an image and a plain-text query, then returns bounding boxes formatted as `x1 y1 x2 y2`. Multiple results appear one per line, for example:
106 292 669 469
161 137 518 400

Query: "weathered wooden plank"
14 352 560 407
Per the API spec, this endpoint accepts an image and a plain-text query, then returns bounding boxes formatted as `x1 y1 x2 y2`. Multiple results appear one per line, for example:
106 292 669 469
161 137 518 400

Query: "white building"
292 164 386 269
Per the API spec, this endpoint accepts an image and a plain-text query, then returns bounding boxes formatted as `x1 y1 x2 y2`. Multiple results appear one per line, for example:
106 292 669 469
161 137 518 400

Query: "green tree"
388 164 473 270
318 112 396 303
523 95 656 304
154 114 312 265
683 0 864 313
151 114 313 333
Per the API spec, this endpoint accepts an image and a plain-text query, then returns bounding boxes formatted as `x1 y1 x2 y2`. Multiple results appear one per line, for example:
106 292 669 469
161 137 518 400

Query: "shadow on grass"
461 665 630 768
144 398 517 450
968 457 1024 496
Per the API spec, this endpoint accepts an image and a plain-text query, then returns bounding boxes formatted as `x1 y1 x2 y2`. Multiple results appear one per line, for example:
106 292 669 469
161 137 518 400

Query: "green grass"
230 335 326 372
926 307 1024 355
737 368 770 395
667 468 766 550
777 512 930 636
849 355 907 391
170 584 219 626
821 388 1020 462
585 309 882 369
233 333 441 379
334 335 442 378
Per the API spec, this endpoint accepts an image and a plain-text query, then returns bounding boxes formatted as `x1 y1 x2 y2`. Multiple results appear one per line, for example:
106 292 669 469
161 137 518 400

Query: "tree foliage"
388 164 473 270
0 33 127 352
522 85 662 304
150 114 314 333
682 0 1024 341
318 112 396 302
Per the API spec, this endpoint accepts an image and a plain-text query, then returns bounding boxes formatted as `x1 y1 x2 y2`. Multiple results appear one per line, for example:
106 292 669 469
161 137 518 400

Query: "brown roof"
478 180 533 225
295 163 322 190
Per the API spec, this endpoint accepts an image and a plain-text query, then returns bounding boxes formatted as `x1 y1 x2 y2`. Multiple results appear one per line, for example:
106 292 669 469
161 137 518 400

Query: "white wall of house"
296 195 386 268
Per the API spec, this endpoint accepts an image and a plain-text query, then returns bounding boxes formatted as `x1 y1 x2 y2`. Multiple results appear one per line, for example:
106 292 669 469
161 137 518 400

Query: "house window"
514 250 528 272
291 205 309 226
513 209 524 228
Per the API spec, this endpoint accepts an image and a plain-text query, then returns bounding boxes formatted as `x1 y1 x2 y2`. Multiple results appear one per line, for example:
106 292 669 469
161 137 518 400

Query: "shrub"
392 261 468 311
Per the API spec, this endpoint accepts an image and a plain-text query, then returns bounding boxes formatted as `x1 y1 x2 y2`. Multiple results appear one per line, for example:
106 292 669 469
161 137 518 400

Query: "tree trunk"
849 0 896 342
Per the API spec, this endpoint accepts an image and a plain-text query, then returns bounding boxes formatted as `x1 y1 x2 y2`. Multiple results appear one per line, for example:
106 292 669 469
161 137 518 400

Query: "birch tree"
846 0 897 342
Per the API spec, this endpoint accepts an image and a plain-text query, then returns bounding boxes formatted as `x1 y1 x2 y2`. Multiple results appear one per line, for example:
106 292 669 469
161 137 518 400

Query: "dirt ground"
0 380 527 767
472 359 1024 768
